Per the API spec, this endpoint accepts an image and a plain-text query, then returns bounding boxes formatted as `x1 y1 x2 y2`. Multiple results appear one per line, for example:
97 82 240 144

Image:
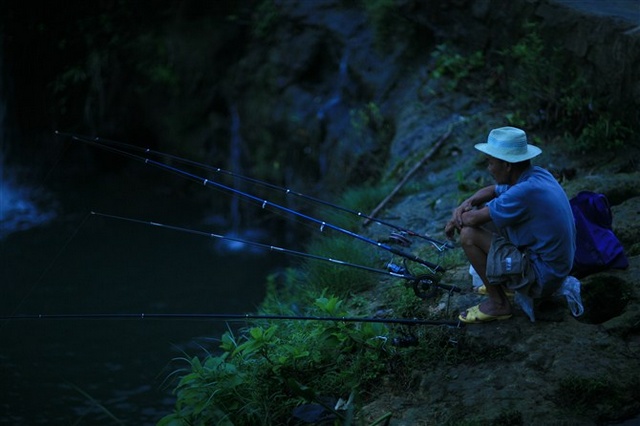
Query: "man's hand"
444 218 459 240
453 202 473 227
443 185 496 240
445 201 472 239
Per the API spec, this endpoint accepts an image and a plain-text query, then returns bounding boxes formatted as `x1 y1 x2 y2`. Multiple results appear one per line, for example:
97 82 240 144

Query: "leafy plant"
313 183 393 231
159 294 395 425
496 21 637 153
430 43 484 91
569 114 631 153
362 0 413 52
251 0 281 40
304 234 380 296
350 102 385 137
380 280 425 319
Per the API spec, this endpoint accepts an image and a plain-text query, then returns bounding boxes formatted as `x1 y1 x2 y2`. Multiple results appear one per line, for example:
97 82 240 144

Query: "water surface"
1 164 285 424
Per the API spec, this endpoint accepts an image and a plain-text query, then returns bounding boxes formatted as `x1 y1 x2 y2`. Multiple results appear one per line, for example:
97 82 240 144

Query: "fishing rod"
91 211 461 299
0 312 463 327
59 132 446 274
58 132 452 251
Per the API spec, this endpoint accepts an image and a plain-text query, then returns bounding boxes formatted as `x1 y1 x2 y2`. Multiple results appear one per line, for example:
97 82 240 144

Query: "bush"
496 21 637 153
158 294 393 425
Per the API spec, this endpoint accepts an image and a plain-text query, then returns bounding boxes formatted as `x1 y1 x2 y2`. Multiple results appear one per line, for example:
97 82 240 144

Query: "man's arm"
463 185 497 209
445 185 496 239
460 205 492 227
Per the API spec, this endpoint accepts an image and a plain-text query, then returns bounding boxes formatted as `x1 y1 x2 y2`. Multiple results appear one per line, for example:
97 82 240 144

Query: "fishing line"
0 312 463 327
58 133 445 273
57 132 452 251
91 211 415 281
88 211 461 299
1 212 93 329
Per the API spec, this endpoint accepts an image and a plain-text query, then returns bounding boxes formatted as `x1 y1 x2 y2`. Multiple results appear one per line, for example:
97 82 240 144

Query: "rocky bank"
3 0 639 424
140 0 638 423
350 2 640 425
359 107 640 425
254 1 640 424
196 0 640 423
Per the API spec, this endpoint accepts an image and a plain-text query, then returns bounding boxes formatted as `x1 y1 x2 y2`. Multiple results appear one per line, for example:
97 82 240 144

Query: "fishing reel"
388 231 412 247
391 330 419 347
388 260 443 300
410 273 441 299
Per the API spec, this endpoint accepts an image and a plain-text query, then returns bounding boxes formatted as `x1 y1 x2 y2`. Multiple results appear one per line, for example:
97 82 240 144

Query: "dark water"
0 165 286 424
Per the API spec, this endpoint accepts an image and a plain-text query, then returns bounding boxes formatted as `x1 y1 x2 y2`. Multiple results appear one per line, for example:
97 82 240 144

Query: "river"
0 155 287 424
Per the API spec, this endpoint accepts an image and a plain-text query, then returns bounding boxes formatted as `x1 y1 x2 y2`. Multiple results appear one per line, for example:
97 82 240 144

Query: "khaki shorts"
485 234 536 292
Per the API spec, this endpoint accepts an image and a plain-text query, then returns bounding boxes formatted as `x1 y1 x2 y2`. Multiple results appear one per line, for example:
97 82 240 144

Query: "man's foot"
458 304 512 324
473 285 514 296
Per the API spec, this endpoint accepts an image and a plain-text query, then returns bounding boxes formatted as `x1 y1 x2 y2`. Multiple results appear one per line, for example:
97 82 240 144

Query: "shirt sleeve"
495 184 509 196
488 184 530 228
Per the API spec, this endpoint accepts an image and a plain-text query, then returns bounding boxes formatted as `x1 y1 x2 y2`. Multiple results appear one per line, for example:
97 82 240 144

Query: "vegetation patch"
445 409 524 426
362 0 424 53
553 374 640 422
155 6 639 426
429 43 485 92
494 21 636 153
159 294 396 425
303 234 380 296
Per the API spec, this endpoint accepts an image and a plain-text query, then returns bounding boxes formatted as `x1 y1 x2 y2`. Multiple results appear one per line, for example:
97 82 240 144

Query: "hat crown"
487 127 528 155
473 126 542 162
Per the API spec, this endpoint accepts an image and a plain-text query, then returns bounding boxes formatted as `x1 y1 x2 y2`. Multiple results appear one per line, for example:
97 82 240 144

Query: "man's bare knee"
460 226 492 252
459 226 478 246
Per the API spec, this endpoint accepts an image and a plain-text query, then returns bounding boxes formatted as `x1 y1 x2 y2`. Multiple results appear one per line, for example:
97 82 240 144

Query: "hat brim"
474 143 542 163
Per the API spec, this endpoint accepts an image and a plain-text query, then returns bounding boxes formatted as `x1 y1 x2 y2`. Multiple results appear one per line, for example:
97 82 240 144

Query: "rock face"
420 0 640 114
4 0 639 422
402 259 640 425
365 143 640 423
137 0 637 423
239 0 640 423
536 0 640 113
613 196 640 252
145 0 638 422
287 1 640 424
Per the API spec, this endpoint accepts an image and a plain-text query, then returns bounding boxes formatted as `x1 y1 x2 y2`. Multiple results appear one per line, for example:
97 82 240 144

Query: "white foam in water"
0 161 56 239
213 228 270 254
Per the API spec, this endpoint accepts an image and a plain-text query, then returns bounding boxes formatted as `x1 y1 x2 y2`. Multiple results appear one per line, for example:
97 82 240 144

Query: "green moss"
449 410 524 426
251 0 281 40
430 43 485 91
554 374 640 421
495 21 638 153
362 0 421 52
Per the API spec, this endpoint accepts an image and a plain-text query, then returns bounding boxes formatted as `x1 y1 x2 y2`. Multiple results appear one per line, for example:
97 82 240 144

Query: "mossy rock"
553 374 640 422
563 172 640 204
578 273 633 324
612 196 640 249
576 256 638 336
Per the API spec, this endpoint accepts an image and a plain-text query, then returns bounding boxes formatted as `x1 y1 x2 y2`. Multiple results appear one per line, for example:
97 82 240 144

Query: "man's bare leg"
459 226 512 317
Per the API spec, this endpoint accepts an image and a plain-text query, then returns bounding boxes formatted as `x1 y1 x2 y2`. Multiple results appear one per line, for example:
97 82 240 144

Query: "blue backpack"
570 191 629 277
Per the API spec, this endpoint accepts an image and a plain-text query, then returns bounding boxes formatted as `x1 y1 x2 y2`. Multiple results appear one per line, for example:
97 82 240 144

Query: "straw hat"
474 127 542 163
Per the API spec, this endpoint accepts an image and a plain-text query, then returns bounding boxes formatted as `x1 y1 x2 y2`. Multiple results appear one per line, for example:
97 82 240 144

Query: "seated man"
444 127 575 323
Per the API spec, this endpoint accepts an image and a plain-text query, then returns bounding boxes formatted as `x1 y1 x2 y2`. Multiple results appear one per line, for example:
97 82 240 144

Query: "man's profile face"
486 156 510 184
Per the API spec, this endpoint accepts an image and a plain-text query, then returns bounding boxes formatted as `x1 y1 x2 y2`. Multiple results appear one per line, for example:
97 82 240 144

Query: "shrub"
158 294 393 425
304 234 380 296
430 43 485 91
496 21 637 153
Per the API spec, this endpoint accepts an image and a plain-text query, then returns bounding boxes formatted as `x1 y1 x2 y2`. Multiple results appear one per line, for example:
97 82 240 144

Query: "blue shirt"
488 166 576 294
